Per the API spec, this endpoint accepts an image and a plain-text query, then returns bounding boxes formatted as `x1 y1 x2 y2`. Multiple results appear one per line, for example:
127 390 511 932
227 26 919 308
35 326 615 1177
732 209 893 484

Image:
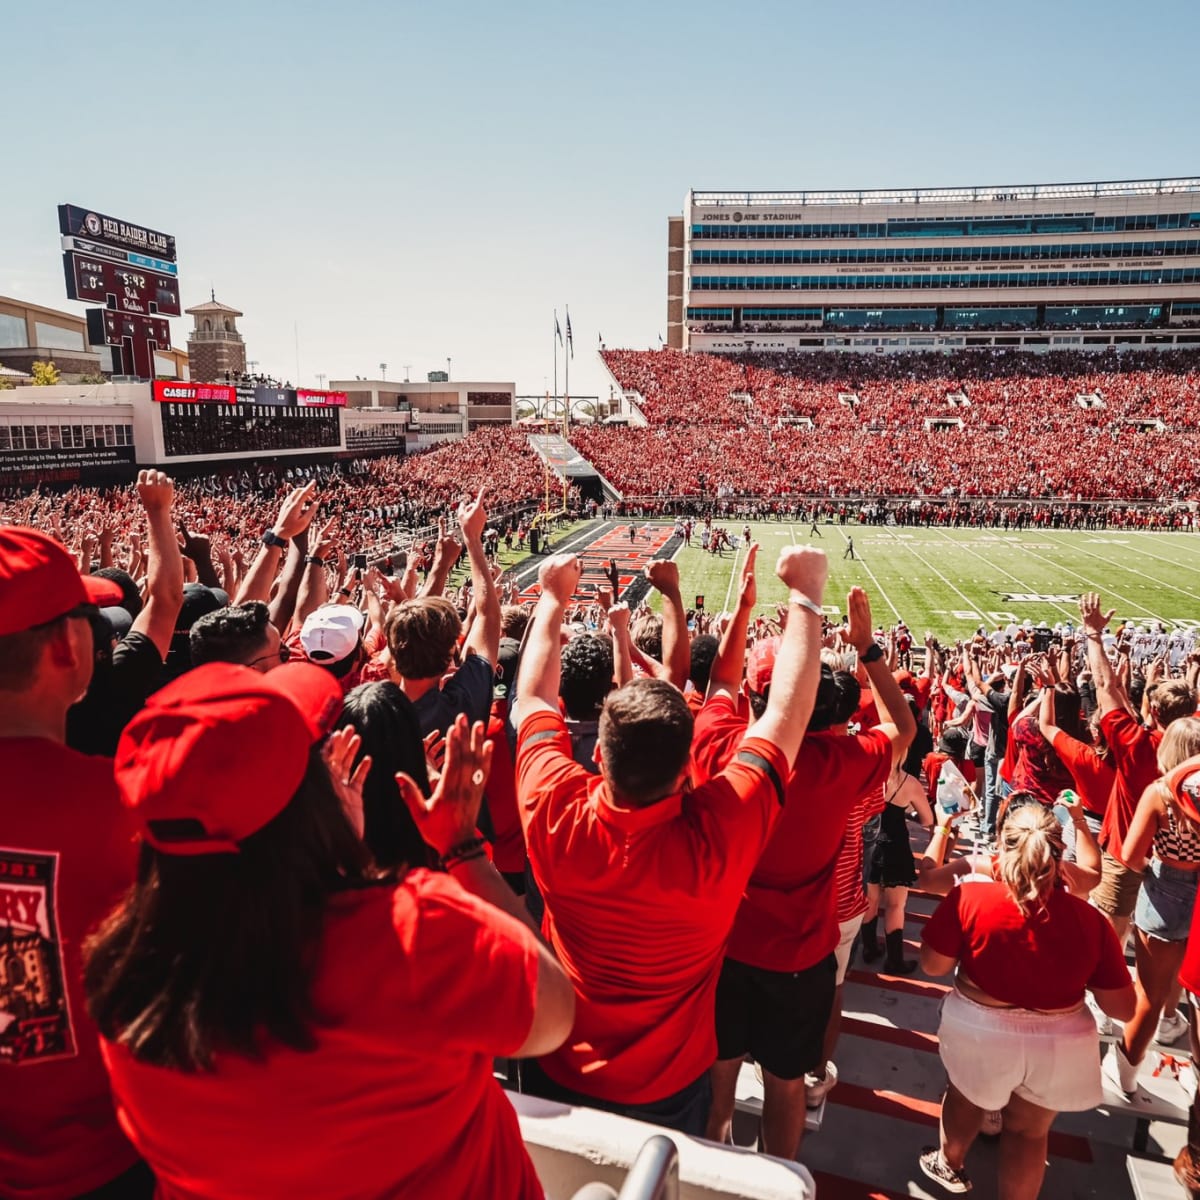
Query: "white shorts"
937 989 1102 1113
834 915 863 986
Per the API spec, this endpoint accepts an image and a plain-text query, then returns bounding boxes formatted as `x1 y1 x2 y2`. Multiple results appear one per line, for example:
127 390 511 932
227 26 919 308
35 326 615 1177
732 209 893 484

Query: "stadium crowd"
7 453 1200 1200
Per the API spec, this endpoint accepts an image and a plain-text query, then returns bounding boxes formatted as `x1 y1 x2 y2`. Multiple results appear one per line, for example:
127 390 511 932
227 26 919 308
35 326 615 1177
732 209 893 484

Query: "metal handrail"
616 1135 679 1200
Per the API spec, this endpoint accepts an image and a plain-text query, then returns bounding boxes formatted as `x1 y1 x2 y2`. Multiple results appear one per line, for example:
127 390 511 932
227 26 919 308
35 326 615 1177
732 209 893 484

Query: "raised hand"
843 585 874 653
1079 592 1115 636
135 469 175 514
538 553 582 604
606 600 631 635
323 727 372 837
457 487 487 544
736 542 758 611
273 480 318 540
775 545 828 601
644 560 680 595
397 715 493 857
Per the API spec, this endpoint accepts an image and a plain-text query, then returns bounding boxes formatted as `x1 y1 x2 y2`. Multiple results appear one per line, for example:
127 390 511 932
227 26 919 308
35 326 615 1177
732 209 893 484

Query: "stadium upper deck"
669 177 1200 354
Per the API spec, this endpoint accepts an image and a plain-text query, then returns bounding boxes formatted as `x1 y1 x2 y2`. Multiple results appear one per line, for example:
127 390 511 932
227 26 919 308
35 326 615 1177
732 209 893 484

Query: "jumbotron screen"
159 403 341 458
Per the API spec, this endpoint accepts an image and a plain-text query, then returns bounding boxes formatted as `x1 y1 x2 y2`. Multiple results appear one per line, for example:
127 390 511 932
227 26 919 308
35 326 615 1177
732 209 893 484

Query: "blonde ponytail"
997 803 1062 914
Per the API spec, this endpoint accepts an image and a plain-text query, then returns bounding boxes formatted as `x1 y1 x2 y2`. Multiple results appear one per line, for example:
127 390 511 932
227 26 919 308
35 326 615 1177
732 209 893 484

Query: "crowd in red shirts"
590 347 1200 503
7 450 1200 1199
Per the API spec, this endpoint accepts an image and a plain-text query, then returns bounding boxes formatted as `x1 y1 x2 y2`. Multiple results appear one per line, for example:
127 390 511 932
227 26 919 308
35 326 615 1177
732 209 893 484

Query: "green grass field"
670 521 1200 638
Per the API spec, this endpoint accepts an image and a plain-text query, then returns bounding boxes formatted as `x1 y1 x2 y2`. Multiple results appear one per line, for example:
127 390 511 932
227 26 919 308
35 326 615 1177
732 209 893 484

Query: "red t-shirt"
1099 710 1163 857
1051 730 1115 818
0 738 141 1200
101 872 542 1200
515 707 786 1104
692 694 892 971
921 752 978 808
922 881 1129 1010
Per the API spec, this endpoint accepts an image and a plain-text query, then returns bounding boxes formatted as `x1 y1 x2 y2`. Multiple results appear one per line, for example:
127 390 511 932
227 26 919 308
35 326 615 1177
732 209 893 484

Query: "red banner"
152 381 236 404
296 389 347 407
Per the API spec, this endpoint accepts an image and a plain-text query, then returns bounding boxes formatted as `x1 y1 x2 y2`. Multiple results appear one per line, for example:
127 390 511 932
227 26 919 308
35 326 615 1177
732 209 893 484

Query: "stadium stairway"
527 433 623 503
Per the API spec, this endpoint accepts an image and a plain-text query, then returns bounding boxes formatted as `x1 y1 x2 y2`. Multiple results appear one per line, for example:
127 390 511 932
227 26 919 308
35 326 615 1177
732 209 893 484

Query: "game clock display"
64 253 181 317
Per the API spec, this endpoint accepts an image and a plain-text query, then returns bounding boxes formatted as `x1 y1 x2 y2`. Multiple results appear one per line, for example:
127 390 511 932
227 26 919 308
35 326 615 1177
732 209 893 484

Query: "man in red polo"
0 526 152 1199
514 545 828 1133
1080 592 1196 940
693 581 914 1157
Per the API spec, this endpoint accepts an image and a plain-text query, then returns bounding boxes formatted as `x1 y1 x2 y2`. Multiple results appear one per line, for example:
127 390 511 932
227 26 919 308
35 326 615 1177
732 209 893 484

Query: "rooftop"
691 176 1200 208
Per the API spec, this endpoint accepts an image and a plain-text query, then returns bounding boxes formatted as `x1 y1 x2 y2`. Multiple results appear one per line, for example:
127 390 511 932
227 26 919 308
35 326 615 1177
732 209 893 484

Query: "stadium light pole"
380 362 387 381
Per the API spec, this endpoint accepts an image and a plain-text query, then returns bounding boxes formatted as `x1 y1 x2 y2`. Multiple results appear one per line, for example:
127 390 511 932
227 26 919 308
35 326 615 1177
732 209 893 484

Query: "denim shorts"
1134 859 1200 942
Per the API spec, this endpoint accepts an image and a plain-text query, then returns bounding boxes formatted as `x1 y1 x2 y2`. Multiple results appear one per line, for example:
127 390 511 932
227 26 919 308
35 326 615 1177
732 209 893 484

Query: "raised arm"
417 518 461 599
644 560 689 689
235 481 317 605
705 544 757 702
844 586 915 768
129 470 184 659
458 489 501 666
515 554 581 726
1079 592 1125 715
744 546 827 767
608 602 633 687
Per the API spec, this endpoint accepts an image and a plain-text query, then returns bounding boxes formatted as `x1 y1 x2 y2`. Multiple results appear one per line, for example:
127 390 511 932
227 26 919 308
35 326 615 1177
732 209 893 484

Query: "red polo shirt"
692 693 893 971
1099 709 1163 858
515 708 786 1104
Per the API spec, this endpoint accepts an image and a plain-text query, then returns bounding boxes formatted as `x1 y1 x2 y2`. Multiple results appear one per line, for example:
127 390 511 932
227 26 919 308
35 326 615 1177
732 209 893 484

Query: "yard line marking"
1121 531 1200 578
1040 530 1200 600
930 528 1077 620
833 526 902 620
885 535 983 619
721 543 743 614
1014 541 1172 624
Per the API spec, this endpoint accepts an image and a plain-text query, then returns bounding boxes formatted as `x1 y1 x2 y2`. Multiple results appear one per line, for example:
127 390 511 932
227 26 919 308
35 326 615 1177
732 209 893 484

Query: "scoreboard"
59 203 180 378
64 252 180 317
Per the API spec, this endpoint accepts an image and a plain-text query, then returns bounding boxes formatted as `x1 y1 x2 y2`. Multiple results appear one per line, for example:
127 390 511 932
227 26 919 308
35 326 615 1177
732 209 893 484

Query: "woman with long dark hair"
84 662 574 1199
918 800 1134 1197
339 680 435 870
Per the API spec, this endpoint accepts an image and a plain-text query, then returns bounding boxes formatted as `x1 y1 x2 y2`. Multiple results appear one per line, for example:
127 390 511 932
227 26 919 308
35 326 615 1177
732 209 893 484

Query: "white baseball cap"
300 605 365 664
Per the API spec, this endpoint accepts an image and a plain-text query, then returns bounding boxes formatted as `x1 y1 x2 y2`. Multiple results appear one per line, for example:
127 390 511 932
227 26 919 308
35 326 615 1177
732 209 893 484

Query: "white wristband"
789 595 823 619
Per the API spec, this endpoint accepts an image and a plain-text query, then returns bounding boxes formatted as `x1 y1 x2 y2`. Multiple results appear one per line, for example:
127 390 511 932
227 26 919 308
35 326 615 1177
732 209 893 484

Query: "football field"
669 521 1200 638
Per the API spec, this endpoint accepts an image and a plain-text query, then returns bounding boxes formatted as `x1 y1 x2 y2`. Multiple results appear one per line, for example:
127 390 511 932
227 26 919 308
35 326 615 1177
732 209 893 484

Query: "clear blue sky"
4 0 1198 399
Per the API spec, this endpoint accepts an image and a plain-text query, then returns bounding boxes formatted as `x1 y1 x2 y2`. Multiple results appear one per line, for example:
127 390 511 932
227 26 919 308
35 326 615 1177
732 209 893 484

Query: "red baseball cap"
0 526 124 636
1164 755 1200 824
115 662 344 855
747 636 780 694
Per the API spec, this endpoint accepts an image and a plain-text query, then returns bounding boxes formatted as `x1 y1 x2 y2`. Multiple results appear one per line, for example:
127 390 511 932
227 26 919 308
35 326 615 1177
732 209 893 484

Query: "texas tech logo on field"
0 848 76 1065
997 593 1081 604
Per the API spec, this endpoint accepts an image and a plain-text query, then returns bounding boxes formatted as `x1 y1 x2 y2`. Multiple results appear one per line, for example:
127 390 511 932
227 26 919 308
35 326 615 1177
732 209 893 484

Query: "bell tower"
185 292 246 382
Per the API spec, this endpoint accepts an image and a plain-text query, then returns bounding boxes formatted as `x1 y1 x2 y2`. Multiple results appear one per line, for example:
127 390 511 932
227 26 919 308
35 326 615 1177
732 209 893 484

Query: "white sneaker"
1158 1010 1189 1045
1087 993 1114 1037
1103 1042 1140 1095
804 1060 838 1109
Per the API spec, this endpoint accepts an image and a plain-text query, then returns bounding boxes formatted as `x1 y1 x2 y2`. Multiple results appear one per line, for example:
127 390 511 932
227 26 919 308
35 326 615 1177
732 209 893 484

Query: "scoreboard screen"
159 403 341 458
64 253 181 317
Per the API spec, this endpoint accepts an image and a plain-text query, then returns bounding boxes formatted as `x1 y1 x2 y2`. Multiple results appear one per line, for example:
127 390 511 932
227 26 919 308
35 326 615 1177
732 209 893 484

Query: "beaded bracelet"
442 836 488 870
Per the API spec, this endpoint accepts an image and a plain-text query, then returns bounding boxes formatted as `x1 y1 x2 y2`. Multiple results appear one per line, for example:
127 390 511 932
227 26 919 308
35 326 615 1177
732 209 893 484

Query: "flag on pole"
566 311 574 358
555 313 563 346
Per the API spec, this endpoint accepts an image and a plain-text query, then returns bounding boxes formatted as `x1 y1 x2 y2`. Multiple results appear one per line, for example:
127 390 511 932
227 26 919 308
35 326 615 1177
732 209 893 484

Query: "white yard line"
1038 531 1200 607
834 526 902 621
885 534 983 619
1098 532 1200 583
929 528 1078 620
1014 541 1172 624
721 543 743 614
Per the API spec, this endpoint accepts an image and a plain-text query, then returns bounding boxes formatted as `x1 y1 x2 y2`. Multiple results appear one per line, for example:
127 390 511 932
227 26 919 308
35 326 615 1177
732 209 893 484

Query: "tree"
77 371 108 385
30 361 61 386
